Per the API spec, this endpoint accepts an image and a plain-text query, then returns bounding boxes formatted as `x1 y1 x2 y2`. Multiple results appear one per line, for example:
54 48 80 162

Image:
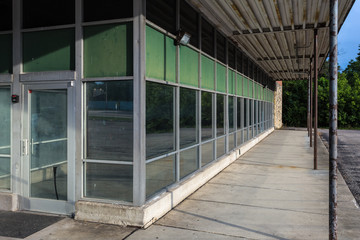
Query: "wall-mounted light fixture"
175 29 191 46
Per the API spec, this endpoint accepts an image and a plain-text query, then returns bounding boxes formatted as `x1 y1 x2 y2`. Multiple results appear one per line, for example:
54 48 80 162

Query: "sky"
338 0 360 71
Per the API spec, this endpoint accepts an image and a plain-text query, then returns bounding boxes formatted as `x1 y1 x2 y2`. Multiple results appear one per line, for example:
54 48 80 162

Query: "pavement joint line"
206 182 297 192
122 228 142 240
186 198 327 216
167 209 291 240
152 223 261 240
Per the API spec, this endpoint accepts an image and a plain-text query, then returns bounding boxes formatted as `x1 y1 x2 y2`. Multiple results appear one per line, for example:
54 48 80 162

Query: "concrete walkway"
127 130 360 240
2 130 359 239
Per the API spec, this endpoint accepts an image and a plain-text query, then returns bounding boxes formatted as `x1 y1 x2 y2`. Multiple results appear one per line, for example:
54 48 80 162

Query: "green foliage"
283 44 360 129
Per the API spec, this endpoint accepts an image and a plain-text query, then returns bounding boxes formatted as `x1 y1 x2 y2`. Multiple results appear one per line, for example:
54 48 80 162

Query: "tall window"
0 87 11 190
84 81 133 202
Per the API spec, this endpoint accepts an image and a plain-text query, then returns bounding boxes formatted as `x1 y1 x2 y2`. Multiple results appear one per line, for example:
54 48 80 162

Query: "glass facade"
0 0 276 209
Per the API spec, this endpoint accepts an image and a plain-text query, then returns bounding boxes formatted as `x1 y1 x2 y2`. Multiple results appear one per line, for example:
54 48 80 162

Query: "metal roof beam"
256 53 326 61
235 23 328 36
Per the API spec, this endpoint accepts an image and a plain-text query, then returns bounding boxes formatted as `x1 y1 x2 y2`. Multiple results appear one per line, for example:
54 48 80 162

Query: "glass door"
22 83 74 214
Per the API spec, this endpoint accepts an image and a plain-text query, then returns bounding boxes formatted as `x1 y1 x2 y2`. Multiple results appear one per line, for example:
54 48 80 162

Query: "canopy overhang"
188 0 355 81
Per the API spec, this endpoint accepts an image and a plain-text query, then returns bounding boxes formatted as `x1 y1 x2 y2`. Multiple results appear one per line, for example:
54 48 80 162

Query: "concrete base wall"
274 81 283 129
75 128 274 227
0 192 19 211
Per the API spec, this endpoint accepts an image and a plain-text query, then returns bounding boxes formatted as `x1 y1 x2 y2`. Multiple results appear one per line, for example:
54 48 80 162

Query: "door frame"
21 82 75 215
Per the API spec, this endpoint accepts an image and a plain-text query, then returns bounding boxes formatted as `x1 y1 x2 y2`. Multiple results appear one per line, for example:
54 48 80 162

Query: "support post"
310 59 313 147
329 0 338 238
307 74 310 137
314 29 318 170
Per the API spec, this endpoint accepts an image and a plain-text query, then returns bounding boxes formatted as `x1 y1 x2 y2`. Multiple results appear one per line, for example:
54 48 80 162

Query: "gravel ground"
319 129 360 206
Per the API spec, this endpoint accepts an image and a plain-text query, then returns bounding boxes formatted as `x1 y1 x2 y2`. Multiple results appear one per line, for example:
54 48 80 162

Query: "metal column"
310 59 313 147
313 29 318 170
307 74 310 137
329 0 338 238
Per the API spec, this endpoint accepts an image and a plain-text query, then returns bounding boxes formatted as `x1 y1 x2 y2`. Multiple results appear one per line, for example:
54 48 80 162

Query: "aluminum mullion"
133 0 146 206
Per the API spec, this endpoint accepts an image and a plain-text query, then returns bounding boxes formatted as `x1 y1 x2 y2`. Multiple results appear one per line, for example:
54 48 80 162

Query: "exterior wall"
0 0 276 224
274 81 283 129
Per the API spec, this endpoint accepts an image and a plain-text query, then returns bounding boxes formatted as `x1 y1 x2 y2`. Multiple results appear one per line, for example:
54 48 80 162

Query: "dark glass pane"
180 146 198 179
180 88 197 148
237 97 241 129
146 155 175 198
216 31 226 64
216 94 224 136
86 81 133 161
147 0 176 34
236 50 242 73
201 17 214 57
23 0 74 29
243 55 248 76
228 43 235 69
216 136 225 158
201 141 213 166
85 163 133 202
228 97 234 132
250 99 253 126
201 92 213 141
229 133 235 151
180 0 198 47
84 0 132 22
146 82 174 159
0 0 12 31
244 98 248 127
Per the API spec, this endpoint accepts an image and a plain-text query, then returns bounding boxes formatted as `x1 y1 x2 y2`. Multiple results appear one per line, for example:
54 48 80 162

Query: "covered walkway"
2 130 359 240
127 130 360 240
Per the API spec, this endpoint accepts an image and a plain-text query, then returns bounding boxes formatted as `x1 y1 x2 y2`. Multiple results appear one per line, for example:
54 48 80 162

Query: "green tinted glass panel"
201 55 214 90
236 74 242 96
84 23 133 77
249 80 253 98
228 70 235 94
0 34 12 74
216 63 226 93
243 77 248 97
180 46 198 87
23 28 74 72
146 26 176 82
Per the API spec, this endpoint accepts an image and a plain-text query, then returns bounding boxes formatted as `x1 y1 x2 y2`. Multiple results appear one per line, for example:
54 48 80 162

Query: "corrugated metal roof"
188 0 355 81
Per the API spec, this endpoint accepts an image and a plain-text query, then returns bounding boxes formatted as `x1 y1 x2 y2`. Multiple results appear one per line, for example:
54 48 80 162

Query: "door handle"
22 139 29 156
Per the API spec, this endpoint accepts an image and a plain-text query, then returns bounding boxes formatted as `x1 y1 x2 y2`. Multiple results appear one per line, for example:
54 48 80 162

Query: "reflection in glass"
237 97 241 129
216 94 224 136
229 133 235 151
146 82 174 159
86 81 133 161
146 155 175 198
216 137 225 158
180 147 198 179
30 89 67 200
201 92 213 141
228 97 234 132
85 163 132 202
0 157 10 189
237 130 243 146
201 141 213 167
244 98 248 128
180 88 197 148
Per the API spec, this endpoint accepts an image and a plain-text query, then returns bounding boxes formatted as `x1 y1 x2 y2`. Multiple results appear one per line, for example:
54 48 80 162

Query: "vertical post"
11 0 22 203
133 0 146 206
329 0 338 238
310 59 313 147
307 74 310 137
314 29 318 170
